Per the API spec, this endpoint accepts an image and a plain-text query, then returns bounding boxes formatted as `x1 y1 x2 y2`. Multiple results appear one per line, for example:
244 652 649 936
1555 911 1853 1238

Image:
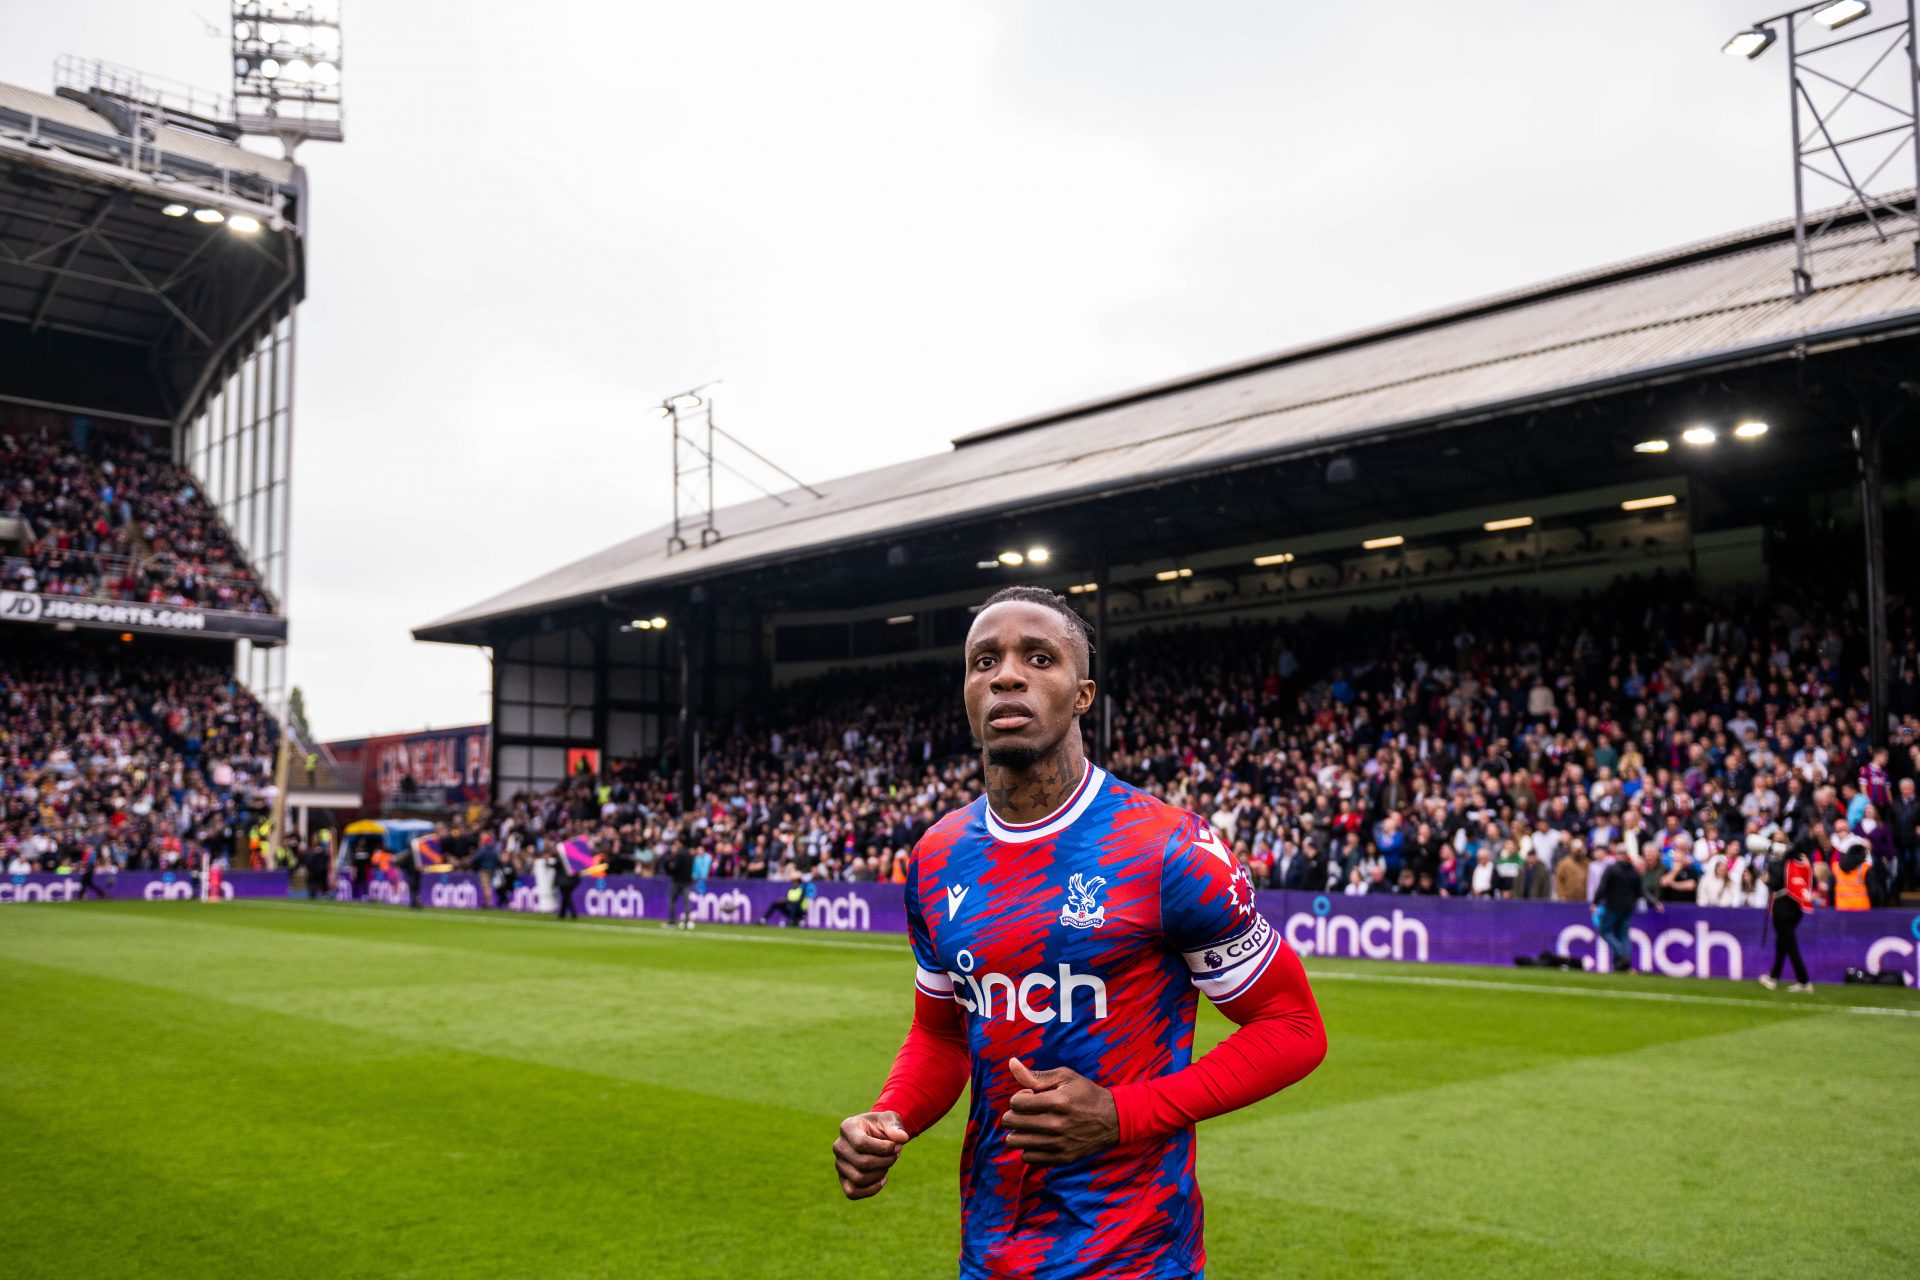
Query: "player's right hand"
834 1110 911 1200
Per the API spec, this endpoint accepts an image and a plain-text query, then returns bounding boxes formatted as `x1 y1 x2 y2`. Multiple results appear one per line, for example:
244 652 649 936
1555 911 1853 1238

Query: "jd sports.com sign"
0 592 288 644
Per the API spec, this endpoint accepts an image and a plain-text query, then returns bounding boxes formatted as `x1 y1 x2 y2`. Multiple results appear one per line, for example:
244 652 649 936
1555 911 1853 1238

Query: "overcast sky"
7 1 1804 739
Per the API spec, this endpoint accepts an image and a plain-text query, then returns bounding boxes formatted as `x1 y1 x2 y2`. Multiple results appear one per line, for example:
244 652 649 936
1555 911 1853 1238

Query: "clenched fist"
834 1110 911 1199
999 1057 1119 1167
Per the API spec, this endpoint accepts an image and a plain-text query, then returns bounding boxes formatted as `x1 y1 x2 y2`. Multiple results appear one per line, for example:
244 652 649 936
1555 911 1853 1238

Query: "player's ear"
1074 678 1095 717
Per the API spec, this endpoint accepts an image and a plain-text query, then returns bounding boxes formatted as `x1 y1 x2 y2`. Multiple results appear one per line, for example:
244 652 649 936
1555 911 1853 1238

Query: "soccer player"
833 587 1327 1278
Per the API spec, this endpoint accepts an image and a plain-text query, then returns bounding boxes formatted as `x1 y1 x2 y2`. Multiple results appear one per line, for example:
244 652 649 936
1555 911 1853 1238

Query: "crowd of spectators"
442 574 1917 913
0 650 282 875
0 422 275 614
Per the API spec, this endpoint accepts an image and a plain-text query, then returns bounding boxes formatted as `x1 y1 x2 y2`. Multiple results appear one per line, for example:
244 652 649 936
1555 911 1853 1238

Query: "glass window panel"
499 703 532 735
568 669 597 704
533 666 567 703
499 664 532 701
532 706 568 737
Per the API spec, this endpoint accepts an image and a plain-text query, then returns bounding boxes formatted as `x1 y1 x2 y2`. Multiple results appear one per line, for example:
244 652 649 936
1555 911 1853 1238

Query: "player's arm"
834 853 969 1199
1108 819 1327 1144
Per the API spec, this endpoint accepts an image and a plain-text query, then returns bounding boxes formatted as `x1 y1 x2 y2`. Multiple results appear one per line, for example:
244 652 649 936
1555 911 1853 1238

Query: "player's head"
963 586 1096 771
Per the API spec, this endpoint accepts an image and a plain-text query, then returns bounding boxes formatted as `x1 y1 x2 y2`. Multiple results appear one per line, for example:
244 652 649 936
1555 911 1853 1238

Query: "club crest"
1059 873 1107 929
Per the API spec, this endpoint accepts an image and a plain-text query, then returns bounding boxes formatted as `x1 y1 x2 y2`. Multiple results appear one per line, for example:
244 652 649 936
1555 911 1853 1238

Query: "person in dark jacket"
664 839 695 929
1593 847 1657 973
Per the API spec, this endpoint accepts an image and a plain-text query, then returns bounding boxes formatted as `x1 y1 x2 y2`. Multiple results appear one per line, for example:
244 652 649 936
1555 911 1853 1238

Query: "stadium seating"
0 422 275 614
471 575 1918 912
0 650 281 872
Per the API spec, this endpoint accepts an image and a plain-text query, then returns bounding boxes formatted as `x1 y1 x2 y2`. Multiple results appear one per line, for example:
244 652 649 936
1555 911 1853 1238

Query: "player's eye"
1031 653 1051 667
973 655 995 670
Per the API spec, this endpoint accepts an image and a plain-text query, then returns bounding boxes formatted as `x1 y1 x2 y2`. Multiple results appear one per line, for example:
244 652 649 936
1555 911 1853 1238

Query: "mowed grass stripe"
0 959 964 1280
221 899 1920 1016
5 904 1918 1278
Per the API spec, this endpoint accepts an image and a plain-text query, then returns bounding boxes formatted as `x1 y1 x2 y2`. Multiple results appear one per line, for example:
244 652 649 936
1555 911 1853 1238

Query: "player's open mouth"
986 702 1034 731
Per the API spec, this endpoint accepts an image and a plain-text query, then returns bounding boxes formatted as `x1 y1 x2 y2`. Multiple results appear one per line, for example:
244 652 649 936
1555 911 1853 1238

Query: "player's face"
963 602 1095 767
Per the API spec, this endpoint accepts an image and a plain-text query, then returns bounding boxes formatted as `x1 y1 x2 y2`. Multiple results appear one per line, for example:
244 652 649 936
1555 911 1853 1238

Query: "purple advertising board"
1 870 289 904
336 873 1920 988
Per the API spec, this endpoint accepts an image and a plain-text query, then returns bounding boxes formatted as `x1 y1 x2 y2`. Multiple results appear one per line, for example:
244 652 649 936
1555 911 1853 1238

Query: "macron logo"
945 884 969 920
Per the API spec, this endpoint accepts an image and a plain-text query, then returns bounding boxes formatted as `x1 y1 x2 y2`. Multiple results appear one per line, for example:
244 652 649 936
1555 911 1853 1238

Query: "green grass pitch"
3 900 1916 1278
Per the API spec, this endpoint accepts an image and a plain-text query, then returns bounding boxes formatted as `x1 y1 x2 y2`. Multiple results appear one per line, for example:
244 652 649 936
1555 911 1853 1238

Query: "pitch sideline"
222 898 1920 1018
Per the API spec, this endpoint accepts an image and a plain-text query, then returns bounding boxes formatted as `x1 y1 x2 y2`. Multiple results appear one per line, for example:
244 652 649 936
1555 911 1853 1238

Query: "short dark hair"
974 585 1096 677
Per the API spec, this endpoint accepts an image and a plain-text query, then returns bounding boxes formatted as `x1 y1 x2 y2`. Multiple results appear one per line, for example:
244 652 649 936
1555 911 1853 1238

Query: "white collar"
984 762 1106 844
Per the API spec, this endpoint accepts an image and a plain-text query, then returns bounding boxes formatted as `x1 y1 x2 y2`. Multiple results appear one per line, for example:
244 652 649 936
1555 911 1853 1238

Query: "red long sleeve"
873 986 970 1136
1109 943 1326 1144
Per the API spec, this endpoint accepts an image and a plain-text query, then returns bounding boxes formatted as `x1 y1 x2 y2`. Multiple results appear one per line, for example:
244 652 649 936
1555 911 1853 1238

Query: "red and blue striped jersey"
904 762 1282 1278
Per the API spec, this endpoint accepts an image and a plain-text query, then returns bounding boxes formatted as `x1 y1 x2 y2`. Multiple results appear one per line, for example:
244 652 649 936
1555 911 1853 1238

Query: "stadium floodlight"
1066 583 1099 594
998 550 1024 566
1252 552 1295 567
1681 425 1717 446
887 615 914 625
1633 439 1671 453
1813 0 1870 28
649 616 668 630
1722 26 1776 58
193 207 225 223
1734 419 1770 439
228 214 262 234
232 1 346 150
1622 494 1678 511
161 203 190 217
975 560 999 570
631 618 652 630
1483 516 1534 532
1026 546 1051 564
1155 568 1195 581
1362 535 1405 550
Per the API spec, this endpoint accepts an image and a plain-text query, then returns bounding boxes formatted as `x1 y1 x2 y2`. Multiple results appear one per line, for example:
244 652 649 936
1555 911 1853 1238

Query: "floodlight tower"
231 1 345 157
1723 0 1920 298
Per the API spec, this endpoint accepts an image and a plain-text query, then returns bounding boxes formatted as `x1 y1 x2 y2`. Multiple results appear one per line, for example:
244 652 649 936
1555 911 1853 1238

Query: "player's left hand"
1000 1057 1119 1166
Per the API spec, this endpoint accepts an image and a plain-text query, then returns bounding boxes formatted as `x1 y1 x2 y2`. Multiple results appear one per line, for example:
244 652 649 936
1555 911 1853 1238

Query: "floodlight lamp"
311 26 342 51
234 20 252 39
285 59 312 83
975 560 999 570
1026 546 1050 564
1633 439 1670 453
313 61 340 85
1681 425 1717 446
649 616 668 630
998 550 1024 566
161 203 189 217
1734 420 1769 439
1362 535 1404 550
228 214 262 234
631 618 651 630
1484 516 1534 532
260 58 281 78
233 56 250 75
284 25 309 46
1813 1 1870 29
1722 27 1775 58
193 207 225 223
258 21 281 43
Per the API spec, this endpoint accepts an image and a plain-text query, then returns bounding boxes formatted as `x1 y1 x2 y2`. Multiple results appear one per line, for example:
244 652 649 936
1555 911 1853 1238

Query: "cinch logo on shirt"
950 951 1109 1023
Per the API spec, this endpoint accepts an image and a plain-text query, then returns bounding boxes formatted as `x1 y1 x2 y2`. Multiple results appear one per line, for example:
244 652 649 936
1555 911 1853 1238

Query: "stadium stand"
0 417 274 613
438 574 1917 912
0 642 281 873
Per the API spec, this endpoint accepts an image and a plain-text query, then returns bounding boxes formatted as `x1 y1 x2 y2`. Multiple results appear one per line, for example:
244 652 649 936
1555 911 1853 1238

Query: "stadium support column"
1854 417 1889 749
1096 559 1111 765
677 626 693 816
